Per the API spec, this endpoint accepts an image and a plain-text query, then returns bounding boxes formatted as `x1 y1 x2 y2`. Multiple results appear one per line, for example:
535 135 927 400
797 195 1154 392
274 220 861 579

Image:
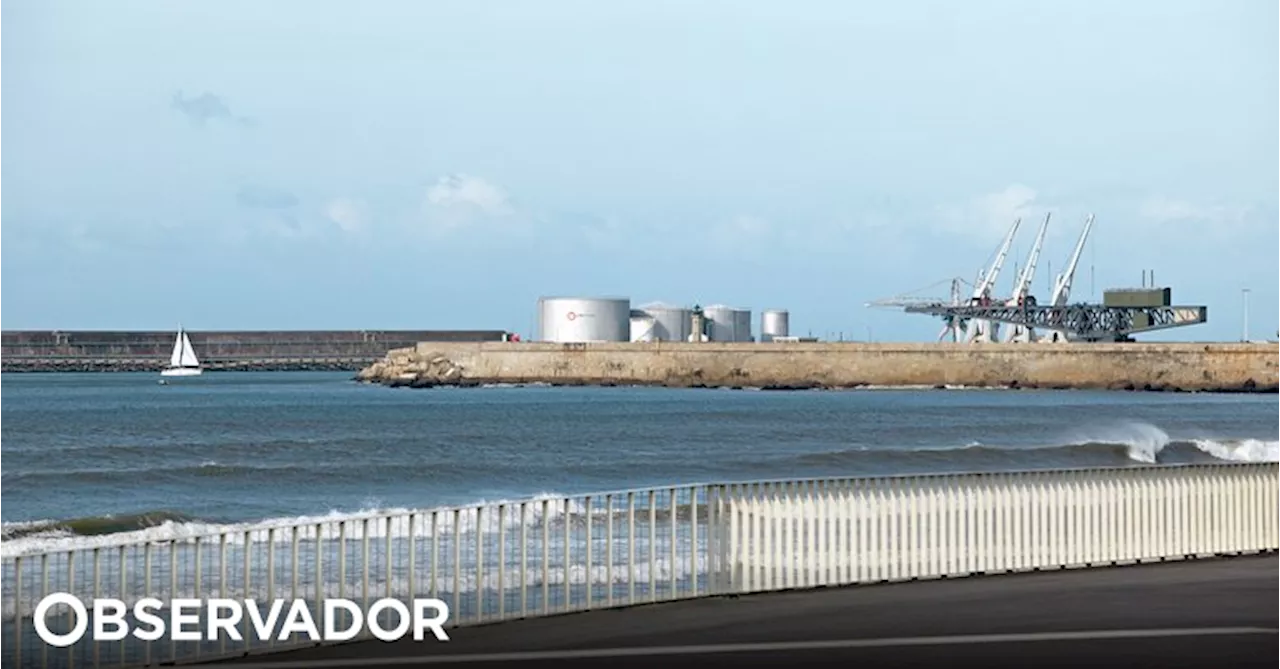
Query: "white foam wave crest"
1191 438 1280 463
1060 422 1278 464
1062 421 1172 463
0 491 624 559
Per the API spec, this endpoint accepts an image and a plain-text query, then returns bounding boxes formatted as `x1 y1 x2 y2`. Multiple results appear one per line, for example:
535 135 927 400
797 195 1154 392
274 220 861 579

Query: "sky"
2 0 1277 342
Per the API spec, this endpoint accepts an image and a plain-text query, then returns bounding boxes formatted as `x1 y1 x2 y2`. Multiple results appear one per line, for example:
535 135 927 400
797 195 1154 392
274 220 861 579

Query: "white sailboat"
161 327 203 377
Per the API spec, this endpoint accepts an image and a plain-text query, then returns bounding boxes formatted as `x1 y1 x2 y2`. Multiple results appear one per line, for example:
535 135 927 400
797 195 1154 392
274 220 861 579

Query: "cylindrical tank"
630 316 656 342
636 302 692 342
703 305 740 342
536 297 630 342
761 309 790 342
733 309 753 342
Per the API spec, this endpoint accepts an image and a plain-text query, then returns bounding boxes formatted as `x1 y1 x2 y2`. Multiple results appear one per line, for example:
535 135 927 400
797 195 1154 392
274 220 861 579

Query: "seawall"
0 330 511 372
355 341 1280 393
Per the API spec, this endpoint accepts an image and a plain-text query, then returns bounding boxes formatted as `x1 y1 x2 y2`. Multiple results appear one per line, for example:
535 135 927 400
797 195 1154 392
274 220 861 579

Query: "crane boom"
965 218 1022 342
972 218 1022 301
1008 213 1051 304
1049 214 1094 307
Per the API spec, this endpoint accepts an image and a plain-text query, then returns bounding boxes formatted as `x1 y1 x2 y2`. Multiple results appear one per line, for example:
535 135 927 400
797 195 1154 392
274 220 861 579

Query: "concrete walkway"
210 555 1278 668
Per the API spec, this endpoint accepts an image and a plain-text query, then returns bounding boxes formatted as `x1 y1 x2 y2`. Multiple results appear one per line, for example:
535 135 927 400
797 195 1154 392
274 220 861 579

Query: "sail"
169 331 185 368
179 332 200 368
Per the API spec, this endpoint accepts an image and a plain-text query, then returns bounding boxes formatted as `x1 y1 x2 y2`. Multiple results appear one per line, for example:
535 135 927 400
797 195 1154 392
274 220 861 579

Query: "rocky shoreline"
361 376 1274 393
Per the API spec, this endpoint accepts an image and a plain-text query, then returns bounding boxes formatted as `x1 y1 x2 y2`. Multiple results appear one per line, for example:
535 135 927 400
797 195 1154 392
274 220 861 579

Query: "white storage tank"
761 309 790 342
703 305 750 342
630 315 656 342
537 297 631 342
636 302 692 342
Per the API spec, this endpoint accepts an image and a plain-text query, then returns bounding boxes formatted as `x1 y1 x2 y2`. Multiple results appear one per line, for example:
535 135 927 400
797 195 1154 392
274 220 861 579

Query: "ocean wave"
0 491 584 558
785 426 1277 470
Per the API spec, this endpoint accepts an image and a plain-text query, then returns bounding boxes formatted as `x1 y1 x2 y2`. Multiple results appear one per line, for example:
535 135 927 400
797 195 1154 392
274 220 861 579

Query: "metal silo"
630 315 656 342
703 305 739 342
636 302 692 342
761 309 790 342
536 297 631 342
733 308 753 342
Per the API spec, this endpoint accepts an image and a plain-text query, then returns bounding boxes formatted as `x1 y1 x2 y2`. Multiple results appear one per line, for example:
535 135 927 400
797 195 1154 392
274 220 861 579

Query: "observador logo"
33 593 451 646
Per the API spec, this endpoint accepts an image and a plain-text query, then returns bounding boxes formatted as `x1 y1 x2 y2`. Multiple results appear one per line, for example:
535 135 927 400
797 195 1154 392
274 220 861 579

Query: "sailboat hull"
160 367 203 377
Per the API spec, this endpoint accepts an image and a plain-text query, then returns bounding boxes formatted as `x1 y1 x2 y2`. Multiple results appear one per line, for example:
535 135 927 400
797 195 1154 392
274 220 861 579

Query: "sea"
2 371 1277 558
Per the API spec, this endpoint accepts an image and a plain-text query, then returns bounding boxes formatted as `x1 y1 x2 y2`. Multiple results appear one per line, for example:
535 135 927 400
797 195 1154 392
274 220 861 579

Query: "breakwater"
1 330 512 372
356 341 1279 392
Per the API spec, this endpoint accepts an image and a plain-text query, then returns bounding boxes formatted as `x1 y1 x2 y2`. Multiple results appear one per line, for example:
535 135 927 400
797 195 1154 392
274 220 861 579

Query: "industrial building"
536 297 794 344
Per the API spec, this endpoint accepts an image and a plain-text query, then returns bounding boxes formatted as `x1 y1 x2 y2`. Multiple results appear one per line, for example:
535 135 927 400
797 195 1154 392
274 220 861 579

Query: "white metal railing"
2 463 1276 668
719 464 1277 589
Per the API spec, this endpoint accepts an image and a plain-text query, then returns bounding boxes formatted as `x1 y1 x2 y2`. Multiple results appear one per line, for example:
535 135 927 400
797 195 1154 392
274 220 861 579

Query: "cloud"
324 198 368 233
1138 196 1249 227
421 174 526 236
1132 196 1271 246
934 184 1048 241
263 213 307 238
424 174 514 216
171 91 252 126
236 185 299 209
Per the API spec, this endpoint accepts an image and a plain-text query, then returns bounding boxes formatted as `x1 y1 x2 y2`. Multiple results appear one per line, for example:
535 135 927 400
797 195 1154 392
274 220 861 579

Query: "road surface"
209 554 1278 669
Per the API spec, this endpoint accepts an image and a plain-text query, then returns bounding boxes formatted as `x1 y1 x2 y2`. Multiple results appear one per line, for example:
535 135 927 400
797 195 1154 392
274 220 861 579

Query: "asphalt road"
210 555 1278 669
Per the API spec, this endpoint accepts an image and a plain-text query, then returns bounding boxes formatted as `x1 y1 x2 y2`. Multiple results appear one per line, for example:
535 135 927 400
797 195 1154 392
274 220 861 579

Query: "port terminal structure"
901 302 1209 342
870 213 1209 342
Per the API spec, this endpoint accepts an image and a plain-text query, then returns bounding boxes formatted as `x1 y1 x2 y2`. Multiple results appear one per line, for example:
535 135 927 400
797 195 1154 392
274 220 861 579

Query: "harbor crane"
870 210 1207 342
1039 214 1095 343
1003 213 1051 343
965 217 1022 343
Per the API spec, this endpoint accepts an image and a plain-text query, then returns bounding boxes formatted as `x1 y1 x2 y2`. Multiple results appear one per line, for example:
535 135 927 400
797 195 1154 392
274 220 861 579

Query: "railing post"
690 486 698 597
563 499 572 611
243 530 252 654
733 483 742 594
668 487 677 599
627 492 636 604
648 490 656 603
584 496 592 609
452 510 460 624
12 557 21 669
605 494 614 606
409 514 417 605
519 502 528 617
496 506 505 620
541 499 550 615
476 508 485 622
